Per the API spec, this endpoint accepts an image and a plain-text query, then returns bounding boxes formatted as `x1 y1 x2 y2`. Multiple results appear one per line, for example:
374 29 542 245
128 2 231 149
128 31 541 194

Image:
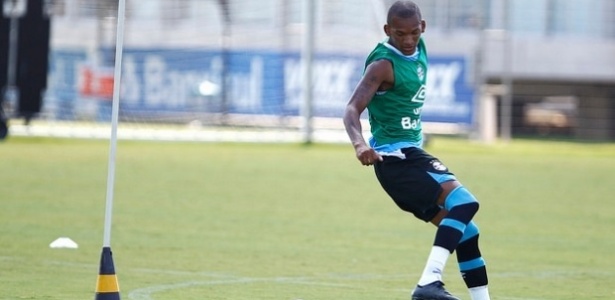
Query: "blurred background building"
2 0 614 141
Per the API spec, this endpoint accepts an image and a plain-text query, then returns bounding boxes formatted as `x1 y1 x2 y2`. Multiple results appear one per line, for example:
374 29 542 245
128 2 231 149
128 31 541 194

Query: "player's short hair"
387 1 422 24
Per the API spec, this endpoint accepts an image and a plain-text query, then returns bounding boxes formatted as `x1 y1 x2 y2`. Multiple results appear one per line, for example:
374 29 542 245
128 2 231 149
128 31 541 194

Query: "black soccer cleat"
411 281 460 300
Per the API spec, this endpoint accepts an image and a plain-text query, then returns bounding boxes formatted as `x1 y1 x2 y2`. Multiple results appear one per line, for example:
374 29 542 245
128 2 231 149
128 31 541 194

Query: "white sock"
469 285 490 300
417 246 450 286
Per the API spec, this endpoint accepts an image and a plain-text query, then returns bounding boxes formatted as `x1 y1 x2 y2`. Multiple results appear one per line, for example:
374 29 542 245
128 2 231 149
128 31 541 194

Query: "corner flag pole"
103 0 126 250
95 0 126 299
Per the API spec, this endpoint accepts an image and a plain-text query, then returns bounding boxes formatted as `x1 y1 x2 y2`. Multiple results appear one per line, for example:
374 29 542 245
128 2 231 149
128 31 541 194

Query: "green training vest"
365 38 428 146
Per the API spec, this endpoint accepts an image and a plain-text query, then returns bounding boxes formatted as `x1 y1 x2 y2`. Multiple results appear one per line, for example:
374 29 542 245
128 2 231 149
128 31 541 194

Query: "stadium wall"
7 0 615 141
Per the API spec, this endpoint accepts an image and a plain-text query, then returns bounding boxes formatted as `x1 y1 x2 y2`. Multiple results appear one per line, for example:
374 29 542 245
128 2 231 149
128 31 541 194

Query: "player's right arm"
343 59 394 166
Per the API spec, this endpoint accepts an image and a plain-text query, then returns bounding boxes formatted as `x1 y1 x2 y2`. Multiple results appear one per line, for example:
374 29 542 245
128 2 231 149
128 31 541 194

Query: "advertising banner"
47 48 474 126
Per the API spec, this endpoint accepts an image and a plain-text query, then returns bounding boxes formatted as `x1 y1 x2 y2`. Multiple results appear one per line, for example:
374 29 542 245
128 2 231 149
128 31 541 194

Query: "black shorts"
373 147 456 222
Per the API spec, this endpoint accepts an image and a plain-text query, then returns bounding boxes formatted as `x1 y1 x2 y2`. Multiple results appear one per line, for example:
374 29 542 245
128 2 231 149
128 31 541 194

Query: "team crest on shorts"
430 159 447 171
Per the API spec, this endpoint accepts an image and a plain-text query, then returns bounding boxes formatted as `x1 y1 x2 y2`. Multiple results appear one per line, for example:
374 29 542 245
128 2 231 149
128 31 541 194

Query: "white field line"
124 268 614 300
127 276 409 300
37 259 613 300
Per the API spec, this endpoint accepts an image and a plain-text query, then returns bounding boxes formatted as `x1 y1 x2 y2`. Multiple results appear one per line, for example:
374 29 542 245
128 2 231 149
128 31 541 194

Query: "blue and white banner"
422 57 474 125
47 48 474 126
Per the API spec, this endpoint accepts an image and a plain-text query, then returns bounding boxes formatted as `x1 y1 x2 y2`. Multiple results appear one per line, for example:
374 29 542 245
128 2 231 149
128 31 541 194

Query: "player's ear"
384 24 391 36
421 20 426 33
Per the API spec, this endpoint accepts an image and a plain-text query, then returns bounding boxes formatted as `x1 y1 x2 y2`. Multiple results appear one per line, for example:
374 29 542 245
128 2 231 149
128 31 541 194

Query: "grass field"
1 136 614 299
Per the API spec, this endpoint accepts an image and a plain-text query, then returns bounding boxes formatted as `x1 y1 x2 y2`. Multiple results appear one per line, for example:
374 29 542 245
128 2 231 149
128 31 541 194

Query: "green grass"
1 136 614 299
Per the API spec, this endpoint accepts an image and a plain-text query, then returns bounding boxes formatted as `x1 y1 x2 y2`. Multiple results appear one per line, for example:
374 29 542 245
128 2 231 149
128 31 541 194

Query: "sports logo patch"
430 159 447 171
417 65 425 81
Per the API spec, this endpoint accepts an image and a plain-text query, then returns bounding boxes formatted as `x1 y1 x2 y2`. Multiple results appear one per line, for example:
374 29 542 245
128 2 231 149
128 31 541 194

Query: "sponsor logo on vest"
411 85 426 103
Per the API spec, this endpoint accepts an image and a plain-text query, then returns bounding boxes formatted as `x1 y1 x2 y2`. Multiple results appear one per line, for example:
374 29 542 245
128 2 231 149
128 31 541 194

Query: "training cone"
95 247 120 300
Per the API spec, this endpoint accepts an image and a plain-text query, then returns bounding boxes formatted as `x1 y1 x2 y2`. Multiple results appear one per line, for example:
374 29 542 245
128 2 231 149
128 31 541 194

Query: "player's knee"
446 202 479 224
444 186 479 212
444 186 479 224
460 221 480 243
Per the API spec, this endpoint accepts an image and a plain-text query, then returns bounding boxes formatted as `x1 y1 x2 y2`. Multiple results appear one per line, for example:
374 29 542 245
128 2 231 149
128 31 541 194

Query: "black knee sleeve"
456 235 488 288
433 203 480 252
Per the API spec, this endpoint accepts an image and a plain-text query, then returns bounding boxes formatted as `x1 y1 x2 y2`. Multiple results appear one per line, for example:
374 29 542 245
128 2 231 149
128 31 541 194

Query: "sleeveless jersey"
365 38 428 149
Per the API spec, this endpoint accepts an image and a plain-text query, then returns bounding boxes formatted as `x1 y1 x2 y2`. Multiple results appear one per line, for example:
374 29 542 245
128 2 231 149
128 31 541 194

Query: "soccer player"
342 1 491 300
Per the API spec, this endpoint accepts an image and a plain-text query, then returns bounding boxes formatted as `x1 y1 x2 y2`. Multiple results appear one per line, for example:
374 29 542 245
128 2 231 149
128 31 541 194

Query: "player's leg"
456 221 490 300
374 155 459 299
416 181 463 285
424 182 490 300
404 153 466 299
413 180 475 300
373 150 469 300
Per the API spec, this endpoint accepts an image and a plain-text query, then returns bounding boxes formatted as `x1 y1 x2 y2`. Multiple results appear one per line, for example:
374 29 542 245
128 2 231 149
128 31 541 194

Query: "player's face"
384 15 425 55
